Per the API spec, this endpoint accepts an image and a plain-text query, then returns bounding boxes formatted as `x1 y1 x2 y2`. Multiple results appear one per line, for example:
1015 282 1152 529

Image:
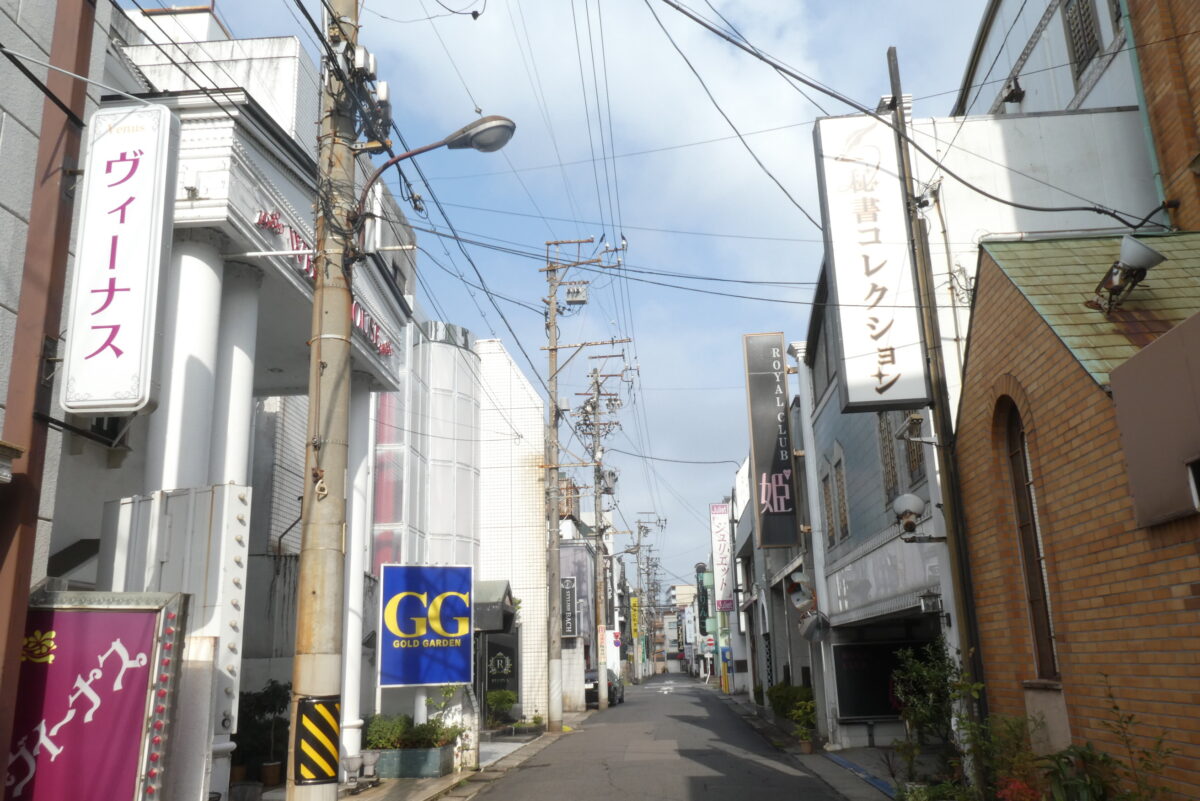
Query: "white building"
476 338 547 720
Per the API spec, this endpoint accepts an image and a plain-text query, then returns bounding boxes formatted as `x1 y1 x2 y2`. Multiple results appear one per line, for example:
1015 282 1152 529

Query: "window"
878 412 899 502
1063 0 1101 80
821 472 836 548
1005 404 1059 680
834 458 850 541
904 409 926 484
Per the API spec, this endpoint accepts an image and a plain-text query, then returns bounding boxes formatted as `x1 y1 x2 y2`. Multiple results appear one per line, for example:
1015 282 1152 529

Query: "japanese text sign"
814 115 930 411
379 565 473 687
61 104 179 414
5 597 183 801
743 333 800 548
709 504 734 611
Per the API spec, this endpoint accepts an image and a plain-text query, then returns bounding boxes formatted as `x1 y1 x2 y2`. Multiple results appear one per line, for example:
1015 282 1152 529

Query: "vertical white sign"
709 503 733 611
61 104 178 414
815 114 930 410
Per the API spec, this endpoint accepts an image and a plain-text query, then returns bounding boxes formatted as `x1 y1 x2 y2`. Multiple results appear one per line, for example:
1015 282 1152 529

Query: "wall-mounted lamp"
919 589 951 628
1088 235 1167 313
893 493 925 533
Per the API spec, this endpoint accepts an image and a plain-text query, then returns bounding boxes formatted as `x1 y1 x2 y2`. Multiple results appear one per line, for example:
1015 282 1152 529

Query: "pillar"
145 230 225 493
342 372 375 764
208 262 262 486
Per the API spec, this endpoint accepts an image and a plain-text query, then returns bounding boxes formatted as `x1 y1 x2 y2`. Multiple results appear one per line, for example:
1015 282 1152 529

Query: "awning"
474 579 516 633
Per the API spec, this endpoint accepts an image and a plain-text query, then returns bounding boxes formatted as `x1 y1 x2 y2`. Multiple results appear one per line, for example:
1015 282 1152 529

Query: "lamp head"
892 493 925 532
443 115 516 152
1118 235 1166 272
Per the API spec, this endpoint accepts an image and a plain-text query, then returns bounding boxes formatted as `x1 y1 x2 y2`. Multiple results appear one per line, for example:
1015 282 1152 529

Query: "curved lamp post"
357 115 516 217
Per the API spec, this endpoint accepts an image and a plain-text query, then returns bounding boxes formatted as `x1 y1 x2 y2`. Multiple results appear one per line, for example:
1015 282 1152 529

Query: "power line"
658 0 1163 230
609 446 741 466
641 0 823 230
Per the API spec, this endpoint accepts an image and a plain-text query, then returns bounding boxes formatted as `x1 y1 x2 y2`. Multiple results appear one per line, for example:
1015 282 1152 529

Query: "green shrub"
487 690 518 722
752 684 764 706
765 683 813 718
364 714 412 749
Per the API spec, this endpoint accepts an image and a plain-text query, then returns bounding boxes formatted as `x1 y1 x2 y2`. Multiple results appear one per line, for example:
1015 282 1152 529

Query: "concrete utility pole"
542 241 626 727
886 47 985 716
578 364 621 709
289 3 358 797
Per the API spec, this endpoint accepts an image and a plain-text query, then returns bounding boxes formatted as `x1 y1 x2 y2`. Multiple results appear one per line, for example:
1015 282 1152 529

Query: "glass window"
821 472 836 548
834 459 850 541
1005 403 1059 680
1063 0 1101 80
878 412 899 502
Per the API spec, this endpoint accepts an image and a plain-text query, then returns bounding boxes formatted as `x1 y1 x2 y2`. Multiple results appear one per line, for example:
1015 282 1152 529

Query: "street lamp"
357 115 516 216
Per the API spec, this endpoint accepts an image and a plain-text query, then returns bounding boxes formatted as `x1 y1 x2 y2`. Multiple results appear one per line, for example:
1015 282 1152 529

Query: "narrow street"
475 675 847 801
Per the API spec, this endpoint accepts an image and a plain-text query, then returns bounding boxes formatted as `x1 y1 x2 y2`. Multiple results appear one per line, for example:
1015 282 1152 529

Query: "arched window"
1005 403 1059 679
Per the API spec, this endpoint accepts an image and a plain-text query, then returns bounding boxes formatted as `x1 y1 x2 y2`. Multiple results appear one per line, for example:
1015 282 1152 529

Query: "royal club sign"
5 593 186 801
814 114 931 411
743 332 801 548
379 565 473 686
61 104 179 415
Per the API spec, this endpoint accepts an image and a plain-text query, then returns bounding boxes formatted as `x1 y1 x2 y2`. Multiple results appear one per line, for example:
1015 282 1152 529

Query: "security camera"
892 493 926 533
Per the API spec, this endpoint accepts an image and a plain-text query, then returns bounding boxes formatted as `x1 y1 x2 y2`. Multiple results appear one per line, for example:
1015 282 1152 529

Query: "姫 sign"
379 565 473 686
743 333 800 549
61 104 179 414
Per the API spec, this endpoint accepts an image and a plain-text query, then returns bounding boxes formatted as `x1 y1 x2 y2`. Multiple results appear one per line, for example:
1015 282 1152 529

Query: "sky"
197 0 987 589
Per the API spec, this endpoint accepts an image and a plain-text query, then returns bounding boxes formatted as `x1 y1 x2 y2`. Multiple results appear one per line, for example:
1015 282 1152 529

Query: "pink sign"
5 609 158 801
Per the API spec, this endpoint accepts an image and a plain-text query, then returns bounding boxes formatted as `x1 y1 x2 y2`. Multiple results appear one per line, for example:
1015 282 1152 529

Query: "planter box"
375 745 455 778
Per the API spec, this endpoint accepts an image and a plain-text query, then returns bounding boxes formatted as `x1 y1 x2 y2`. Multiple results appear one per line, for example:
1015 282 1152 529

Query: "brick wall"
956 254 1200 798
1129 0 1200 229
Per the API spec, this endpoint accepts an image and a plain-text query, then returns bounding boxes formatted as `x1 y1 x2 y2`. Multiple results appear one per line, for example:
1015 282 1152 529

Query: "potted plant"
787 697 818 754
233 679 291 786
486 690 518 728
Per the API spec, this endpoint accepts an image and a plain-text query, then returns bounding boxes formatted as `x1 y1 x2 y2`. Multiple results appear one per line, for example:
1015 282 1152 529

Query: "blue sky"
173 0 987 586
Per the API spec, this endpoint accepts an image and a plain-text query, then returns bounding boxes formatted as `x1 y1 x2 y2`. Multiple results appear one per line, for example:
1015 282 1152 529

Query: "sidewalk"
710 685 896 801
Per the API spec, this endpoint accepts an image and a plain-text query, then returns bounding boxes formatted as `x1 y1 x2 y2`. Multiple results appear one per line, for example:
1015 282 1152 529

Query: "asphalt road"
474 674 846 801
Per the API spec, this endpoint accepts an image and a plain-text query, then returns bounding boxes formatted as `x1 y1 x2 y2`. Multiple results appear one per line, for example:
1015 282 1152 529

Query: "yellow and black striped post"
293 695 341 785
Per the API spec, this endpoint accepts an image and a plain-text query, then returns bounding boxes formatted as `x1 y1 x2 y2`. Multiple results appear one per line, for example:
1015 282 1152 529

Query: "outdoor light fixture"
342 754 363 787
919 589 951 628
356 115 517 221
892 493 926 533
1088 235 1167 313
443 114 517 152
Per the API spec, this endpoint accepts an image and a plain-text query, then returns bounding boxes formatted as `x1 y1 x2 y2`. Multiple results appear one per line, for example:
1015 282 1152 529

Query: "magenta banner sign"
5 595 184 801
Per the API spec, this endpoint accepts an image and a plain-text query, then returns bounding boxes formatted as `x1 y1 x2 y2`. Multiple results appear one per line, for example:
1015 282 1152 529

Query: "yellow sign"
631 596 640 639
294 696 340 785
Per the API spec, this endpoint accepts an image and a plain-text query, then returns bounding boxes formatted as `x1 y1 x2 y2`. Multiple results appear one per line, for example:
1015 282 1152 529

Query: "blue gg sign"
379 565 473 687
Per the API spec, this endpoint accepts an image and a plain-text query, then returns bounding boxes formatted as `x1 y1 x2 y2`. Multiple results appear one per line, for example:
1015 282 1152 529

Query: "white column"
208 262 262 486
342 373 375 762
145 230 225 493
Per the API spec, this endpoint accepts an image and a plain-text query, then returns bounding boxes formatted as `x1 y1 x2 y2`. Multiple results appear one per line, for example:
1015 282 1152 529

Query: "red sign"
5 606 174 801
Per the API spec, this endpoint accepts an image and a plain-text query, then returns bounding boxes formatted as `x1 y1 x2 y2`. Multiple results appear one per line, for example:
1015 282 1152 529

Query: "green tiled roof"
981 232 1200 386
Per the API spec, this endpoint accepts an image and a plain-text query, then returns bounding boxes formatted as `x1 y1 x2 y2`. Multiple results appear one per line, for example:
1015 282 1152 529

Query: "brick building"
955 232 1200 798
1129 0 1200 230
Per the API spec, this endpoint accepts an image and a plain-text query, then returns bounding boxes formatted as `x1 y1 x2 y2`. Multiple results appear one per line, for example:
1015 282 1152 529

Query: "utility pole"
577 363 621 709
543 238 590 732
542 240 627 725
886 48 985 718
289 4 357 798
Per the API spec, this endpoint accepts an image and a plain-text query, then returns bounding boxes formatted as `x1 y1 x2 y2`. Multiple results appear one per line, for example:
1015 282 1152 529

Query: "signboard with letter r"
379 565 473 687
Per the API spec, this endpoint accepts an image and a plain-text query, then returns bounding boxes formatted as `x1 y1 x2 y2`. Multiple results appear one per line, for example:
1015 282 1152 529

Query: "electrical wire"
642 0 823 230
609 447 741 466
657 0 1156 230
